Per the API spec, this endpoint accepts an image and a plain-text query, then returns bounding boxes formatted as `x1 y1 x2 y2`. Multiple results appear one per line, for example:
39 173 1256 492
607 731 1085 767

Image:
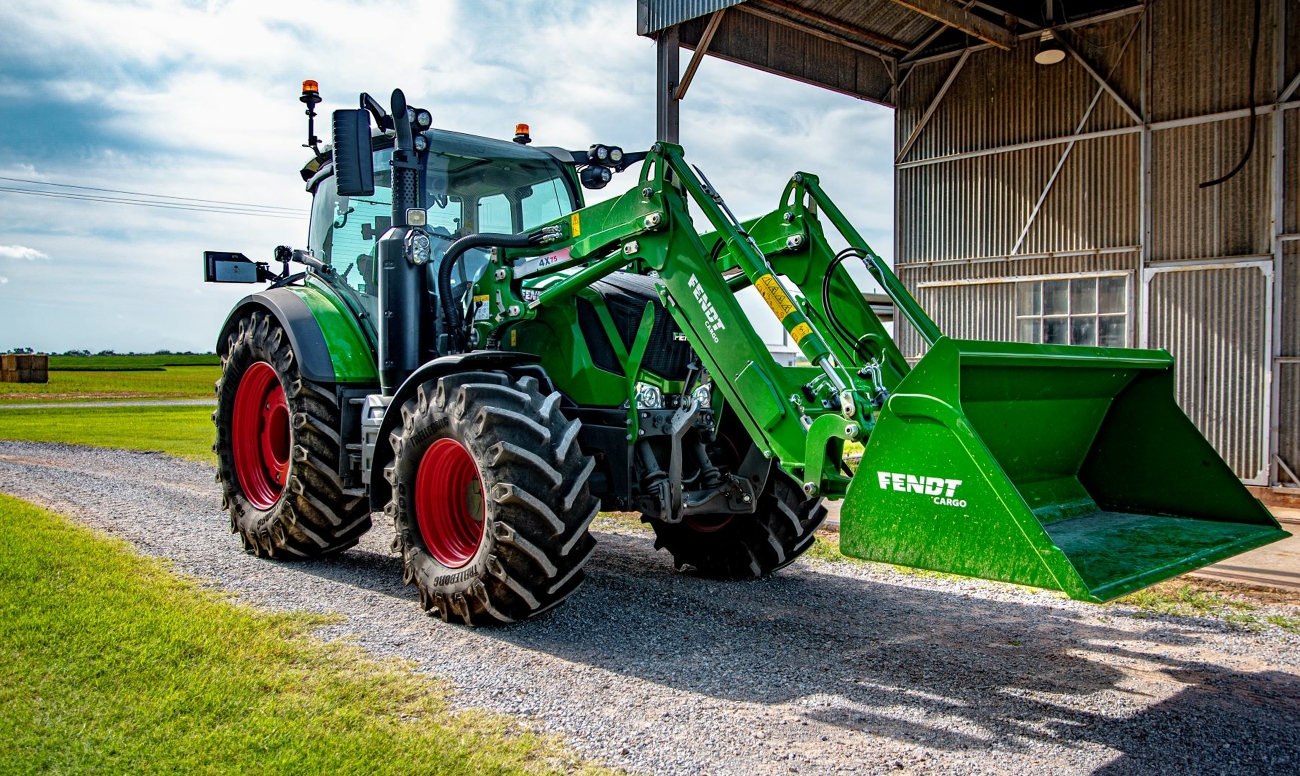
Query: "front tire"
649 469 826 579
214 310 371 558
387 371 599 625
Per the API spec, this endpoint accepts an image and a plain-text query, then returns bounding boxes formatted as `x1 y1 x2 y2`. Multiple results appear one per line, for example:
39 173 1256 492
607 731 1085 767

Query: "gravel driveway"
2 440 1298 775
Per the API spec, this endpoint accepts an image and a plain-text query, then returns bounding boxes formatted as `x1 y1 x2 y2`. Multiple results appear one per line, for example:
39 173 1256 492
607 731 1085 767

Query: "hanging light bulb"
1035 30 1066 65
1035 0 1065 66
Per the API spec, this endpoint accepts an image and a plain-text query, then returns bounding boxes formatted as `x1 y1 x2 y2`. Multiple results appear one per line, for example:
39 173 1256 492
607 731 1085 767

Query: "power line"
0 175 306 213
0 187 308 220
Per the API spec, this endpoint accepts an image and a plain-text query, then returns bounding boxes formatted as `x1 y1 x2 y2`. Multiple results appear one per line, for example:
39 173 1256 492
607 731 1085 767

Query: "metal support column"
656 26 680 143
1138 6 1151 349
1268 0 1287 486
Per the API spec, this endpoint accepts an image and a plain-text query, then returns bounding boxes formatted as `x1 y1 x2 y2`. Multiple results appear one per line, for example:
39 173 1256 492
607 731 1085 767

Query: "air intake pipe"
435 227 560 352
377 88 422 394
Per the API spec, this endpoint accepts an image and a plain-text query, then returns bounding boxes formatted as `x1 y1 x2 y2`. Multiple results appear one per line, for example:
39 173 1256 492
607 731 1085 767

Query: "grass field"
0 405 216 461
48 354 221 370
0 365 221 403
0 493 600 775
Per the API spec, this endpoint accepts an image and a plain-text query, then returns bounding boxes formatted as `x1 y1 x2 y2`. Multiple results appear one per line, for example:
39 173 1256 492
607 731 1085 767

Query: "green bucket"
838 337 1289 602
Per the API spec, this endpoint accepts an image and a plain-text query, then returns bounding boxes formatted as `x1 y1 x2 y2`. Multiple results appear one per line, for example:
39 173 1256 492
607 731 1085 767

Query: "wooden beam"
738 5 891 62
887 0 1014 50
754 0 909 51
675 10 725 100
901 0 978 63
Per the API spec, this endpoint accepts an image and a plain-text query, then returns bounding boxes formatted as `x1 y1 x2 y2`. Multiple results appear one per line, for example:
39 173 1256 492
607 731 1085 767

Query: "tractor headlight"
406 230 432 265
415 109 432 129
634 382 663 409
692 383 711 409
608 146 624 164
580 165 612 190
413 134 429 152
590 144 610 162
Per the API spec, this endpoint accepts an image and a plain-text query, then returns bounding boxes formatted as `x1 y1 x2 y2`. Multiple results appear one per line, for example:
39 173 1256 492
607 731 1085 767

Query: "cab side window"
307 149 393 297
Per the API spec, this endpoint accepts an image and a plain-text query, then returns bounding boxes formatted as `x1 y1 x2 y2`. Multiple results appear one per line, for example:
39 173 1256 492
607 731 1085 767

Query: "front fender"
367 351 551 512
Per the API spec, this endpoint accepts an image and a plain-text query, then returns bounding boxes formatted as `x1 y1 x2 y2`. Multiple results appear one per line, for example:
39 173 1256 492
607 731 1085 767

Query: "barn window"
1016 276 1126 347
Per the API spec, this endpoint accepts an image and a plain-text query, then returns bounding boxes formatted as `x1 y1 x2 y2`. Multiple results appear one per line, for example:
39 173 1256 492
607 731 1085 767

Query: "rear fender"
216 286 377 385
367 351 552 513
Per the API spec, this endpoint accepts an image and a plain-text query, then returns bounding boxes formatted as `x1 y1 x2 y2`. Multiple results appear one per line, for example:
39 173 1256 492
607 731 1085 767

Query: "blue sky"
0 0 894 353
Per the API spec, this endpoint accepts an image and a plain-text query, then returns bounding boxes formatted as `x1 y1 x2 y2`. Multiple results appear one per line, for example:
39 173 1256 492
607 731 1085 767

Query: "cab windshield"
422 129 578 240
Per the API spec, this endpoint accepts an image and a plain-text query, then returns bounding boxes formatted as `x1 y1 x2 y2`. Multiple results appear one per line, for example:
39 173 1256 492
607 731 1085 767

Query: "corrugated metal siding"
1146 264 1270 481
1284 242 1299 357
681 8 894 103
914 281 1016 349
1149 0 1276 123
1149 119 1273 261
1280 364 1300 483
1287 108 1298 236
637 0 746 35
897 14 1141 162
800 0 937 47
896 134 1138 263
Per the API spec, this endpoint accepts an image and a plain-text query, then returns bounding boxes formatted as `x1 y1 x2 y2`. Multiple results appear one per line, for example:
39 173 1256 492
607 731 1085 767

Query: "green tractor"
205 83 1288 625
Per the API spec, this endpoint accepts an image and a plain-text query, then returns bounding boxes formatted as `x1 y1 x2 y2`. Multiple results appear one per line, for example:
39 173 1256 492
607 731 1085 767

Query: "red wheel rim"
415 438 486 568
232 361 290 510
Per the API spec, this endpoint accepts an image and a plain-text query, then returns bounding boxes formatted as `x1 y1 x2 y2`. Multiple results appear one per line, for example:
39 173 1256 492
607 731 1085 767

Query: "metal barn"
638 0 1300 495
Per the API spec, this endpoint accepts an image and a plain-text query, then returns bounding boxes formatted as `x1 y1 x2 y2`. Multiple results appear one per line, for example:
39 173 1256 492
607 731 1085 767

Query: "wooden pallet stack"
0 354 48 384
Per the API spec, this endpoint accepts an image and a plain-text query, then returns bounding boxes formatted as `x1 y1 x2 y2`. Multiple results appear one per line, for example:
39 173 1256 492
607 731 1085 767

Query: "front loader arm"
474 144 880 498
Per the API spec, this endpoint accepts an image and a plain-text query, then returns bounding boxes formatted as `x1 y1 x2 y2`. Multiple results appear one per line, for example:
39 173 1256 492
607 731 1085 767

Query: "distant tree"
96 349 116 356
154 349 173 355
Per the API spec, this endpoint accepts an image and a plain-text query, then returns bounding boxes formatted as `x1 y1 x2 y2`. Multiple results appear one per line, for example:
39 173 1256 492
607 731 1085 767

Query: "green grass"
1113 581 1300 632
0 405 216 461
48 354 221 370
0 365 220 403
0 493 603 775
803 533 856 564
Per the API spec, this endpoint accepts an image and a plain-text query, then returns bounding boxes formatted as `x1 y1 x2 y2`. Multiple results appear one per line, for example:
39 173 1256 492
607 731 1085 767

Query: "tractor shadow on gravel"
289 524 1300 773
483 530 1300 774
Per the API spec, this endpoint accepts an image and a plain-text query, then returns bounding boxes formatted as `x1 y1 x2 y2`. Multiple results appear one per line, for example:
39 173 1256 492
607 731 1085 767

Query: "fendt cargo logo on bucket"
877 471 967 508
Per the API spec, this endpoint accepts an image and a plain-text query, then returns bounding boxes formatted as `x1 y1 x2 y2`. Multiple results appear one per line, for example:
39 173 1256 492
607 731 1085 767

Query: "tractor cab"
305 129 582 310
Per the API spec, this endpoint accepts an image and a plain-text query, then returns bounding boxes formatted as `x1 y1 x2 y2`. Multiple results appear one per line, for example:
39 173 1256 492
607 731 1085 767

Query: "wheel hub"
232 361 290 510
414 438 486 568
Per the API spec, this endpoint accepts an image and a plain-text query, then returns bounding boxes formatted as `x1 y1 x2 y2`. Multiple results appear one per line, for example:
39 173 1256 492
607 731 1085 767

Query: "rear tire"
214 310 371 558
387 371 599 625
649 469 826 579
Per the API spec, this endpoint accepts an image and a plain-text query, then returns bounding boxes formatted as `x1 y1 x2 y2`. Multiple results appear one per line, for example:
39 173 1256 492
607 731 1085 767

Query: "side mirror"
204 251 263 283
332 109 374 196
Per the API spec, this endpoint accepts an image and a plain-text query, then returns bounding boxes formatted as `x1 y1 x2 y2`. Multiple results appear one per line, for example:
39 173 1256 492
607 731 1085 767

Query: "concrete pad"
1191 508 1300 591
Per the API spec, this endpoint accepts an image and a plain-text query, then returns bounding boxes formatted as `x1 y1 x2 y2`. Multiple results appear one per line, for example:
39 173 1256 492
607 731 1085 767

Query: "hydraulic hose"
436 229 555 351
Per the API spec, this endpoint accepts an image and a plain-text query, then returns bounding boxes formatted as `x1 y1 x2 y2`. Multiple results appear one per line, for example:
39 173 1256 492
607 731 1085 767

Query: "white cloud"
0 277 8 284
0 0 894 351
0 245 49 260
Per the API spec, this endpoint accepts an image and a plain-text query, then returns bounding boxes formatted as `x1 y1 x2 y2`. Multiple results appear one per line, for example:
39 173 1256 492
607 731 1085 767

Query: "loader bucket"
838 338 1289 602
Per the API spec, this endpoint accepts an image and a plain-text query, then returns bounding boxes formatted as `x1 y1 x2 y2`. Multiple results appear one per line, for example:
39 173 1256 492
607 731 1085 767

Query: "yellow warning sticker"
754 274 796 321
570 213 581 237
510 329 517 347
790 322 813 344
